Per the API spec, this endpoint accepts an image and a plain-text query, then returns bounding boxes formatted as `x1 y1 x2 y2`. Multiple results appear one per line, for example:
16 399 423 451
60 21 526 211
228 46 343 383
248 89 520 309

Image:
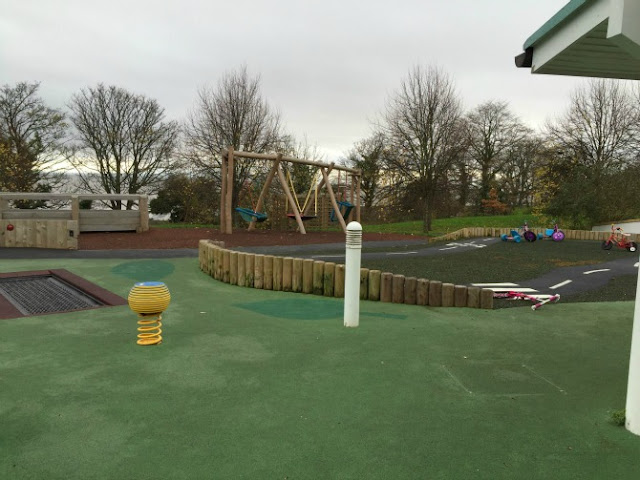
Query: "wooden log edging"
197 239 493 310
431 226 625 243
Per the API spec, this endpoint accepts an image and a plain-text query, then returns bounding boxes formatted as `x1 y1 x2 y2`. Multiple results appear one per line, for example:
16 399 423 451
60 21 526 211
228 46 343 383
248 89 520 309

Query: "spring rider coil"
128 282 171 346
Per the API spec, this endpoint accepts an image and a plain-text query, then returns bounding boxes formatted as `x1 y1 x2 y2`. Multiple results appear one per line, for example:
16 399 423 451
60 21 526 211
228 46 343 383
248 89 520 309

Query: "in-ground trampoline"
0 269 127 319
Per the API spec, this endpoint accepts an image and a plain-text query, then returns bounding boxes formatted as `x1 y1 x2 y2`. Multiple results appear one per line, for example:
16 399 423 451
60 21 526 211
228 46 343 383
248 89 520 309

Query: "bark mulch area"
78 228 424 250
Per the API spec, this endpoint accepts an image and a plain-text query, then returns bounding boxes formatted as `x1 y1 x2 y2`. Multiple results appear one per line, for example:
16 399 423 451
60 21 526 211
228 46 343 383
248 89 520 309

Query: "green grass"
150 212 544 236
1 257 640 479
358 213 544 236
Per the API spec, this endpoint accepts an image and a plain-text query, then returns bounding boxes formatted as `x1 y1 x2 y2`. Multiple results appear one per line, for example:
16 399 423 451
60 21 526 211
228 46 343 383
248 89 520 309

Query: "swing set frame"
219 147 362 234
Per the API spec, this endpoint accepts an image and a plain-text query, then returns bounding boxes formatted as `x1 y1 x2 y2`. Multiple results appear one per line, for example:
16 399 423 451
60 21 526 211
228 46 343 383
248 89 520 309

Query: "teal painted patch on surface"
111 260 175 281
236 298 406 321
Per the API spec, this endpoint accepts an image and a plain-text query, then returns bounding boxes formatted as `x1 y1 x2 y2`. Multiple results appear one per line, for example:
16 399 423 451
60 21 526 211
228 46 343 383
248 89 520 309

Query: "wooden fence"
198 240 495 310
0 193 149 233
0 219 79 249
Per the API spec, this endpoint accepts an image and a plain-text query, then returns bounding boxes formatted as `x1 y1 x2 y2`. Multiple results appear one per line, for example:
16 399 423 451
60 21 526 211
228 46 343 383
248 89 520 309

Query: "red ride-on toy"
602 224 638 252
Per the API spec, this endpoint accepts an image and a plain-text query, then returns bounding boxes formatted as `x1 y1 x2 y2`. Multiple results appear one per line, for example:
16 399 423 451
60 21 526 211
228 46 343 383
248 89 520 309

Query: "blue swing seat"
235 207 268 223
330 200 354 222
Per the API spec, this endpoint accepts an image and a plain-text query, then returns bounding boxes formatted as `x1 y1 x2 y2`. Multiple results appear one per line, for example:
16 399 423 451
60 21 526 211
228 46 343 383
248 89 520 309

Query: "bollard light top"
346 221 362 231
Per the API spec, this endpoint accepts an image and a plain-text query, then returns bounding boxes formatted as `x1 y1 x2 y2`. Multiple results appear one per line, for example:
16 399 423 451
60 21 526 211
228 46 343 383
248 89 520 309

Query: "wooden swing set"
219 147 361 234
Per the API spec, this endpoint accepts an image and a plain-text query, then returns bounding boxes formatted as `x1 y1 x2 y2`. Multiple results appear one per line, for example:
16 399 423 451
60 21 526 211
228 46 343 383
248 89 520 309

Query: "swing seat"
330 201 354 222
235 207 268 223
286 213 317 222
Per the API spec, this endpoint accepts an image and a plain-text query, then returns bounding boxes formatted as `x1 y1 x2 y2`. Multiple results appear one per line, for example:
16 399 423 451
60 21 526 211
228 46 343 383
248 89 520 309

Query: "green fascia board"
523 0 591 49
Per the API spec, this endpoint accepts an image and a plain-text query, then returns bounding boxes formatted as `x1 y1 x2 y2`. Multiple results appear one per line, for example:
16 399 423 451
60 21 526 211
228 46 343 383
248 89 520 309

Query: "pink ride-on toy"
520 220 537 242
538 221 565 242
493 291 561 310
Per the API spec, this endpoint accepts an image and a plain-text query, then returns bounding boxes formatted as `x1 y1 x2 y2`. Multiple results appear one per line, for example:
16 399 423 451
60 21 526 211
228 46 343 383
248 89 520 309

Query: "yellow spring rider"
127 282 171 346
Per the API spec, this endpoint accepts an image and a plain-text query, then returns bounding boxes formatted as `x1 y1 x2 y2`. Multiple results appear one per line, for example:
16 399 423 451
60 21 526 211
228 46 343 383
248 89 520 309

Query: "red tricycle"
601 225 638 252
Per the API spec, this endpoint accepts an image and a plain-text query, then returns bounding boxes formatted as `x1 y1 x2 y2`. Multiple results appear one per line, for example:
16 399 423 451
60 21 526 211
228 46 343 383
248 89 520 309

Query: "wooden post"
302 259 314 293
320 166 348 232
467 286 481 308
249 155 280 231
480 289 494 309
263 255 274 290
392 275 405 303
220 150 228 233
380 273 393 302
323 262 335 297
138 195 149 232
368 270 381 301
277 162 306 234
454 285 468 307
254 254 264 288
237 253 246 287
71 195 80 223
273 256 283 291
416 279 429 305
292 258 303 293
282 257 293 292
222 250 230 283
404 277 417 305
442 283 455 307
0 196 6 220
313 260 325 295
429 281 443 307
335 264 345 297
245 253 255 287
359 268 369 300
225 146 234 234
230 251 238 285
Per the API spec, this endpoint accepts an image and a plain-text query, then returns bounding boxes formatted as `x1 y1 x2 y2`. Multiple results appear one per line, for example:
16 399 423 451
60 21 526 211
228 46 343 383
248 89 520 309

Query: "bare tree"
0 82 67 192
184 66 288 211
547 79 637 175
282 134 324 194
499 135 542 208
379 66 463 232
465 101 529 204
345 133 389 208
68 84 179 209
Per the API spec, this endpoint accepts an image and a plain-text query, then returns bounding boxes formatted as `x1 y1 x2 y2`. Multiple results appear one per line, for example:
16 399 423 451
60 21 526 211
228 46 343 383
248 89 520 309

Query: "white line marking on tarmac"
635 262 639 268
472 283 519 287
483 238 493 241
386 251 418 256
550 280 572 290
583 269 610 275
522 364 567 395
439 247 457 251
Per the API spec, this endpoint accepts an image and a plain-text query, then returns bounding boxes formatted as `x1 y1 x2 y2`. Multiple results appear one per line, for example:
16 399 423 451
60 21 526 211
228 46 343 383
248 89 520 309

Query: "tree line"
2 66 640 231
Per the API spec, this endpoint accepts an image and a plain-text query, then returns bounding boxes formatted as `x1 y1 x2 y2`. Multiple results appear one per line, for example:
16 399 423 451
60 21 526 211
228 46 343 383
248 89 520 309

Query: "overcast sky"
1 0 590 161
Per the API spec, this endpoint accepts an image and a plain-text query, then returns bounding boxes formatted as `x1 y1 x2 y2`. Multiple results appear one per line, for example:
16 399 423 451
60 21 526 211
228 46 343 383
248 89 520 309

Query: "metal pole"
626 252 640 435
344 221 362 327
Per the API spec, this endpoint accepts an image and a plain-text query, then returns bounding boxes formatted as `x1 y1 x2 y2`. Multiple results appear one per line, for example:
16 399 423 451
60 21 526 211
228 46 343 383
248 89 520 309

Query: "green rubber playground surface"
1 257 640 479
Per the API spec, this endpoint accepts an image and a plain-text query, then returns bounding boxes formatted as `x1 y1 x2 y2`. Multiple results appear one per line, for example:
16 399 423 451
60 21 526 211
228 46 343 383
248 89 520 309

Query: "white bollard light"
344 221 362 327
625 252 640 435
